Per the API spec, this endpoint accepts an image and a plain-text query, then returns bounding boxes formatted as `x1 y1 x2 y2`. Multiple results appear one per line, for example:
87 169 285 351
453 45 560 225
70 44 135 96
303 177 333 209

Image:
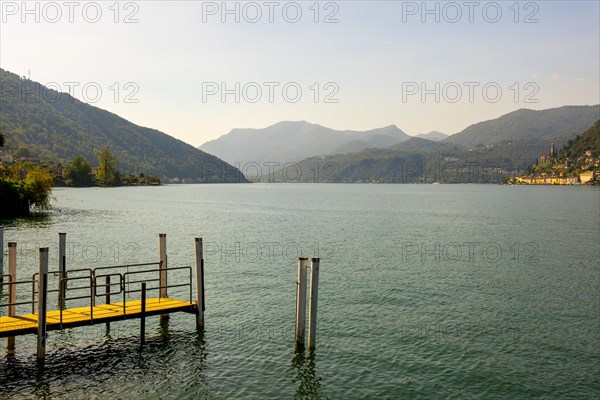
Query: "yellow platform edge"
0 297 198 337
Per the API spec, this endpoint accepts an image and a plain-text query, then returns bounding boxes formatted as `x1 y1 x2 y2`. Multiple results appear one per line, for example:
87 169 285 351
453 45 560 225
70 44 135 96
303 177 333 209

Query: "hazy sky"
1 1 599 146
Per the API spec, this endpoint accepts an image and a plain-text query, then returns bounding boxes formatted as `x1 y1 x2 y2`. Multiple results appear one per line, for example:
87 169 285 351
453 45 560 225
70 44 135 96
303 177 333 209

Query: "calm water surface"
1 184 599 399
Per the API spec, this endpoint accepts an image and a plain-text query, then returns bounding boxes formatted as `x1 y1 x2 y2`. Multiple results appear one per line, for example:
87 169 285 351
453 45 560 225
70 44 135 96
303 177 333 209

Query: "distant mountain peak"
272 120 311 127
198 121 410 165
415 131 449 141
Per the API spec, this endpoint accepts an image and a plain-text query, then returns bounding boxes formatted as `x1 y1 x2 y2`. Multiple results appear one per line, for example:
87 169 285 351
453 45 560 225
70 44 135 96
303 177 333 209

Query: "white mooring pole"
194 238 205 329
307 257 320 351
295 257 308 349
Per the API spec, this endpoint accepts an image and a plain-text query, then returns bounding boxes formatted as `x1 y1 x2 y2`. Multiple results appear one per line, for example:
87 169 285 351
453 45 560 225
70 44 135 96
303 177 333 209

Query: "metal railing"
94 273 123 298
120 266 193 316
1 262 193 325
0 274 37 315
33 268 94 313
60 275 95 326
93 262 161 301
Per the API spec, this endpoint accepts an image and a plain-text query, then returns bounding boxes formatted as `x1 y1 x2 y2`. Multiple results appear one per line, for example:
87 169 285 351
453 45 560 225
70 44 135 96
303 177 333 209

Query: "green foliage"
119 172 161 186
13 146 31 159
0 164 54 216
97 147 117 186
559 120 600 160
24 166 54 210
0 68 247 182
64 156 93 186
0 180 28 217
0 162 22 181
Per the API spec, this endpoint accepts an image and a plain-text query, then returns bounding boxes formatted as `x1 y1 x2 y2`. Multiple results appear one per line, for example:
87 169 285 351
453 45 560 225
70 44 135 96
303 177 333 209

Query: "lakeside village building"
514 143 599 185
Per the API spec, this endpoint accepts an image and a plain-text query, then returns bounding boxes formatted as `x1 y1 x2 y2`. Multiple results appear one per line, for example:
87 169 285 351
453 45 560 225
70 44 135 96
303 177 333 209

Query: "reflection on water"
0 328 213 399
158 316 171 342
191 329 212 399
291 350 327 400
34 364 49 400
0 212 53 229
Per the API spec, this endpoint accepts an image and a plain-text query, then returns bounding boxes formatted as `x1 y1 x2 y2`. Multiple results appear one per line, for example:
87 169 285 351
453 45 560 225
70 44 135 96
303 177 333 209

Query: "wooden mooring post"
307 258 320 351
194 238 205 330
295 257 308 349
37 247 49 362
7 242 17 350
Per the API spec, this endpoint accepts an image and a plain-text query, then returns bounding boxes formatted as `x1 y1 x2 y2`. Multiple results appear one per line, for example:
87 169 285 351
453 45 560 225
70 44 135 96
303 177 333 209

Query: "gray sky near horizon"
1 0 598 146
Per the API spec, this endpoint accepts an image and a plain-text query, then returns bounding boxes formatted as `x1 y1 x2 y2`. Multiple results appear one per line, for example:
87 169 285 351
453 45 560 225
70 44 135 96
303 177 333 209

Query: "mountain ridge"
257 110 600 183
0 68 247 182
445 105 600 147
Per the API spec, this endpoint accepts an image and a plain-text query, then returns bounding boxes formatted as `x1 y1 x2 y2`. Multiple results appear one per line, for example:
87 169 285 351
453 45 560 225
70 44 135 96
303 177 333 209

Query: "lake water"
1 184 599 399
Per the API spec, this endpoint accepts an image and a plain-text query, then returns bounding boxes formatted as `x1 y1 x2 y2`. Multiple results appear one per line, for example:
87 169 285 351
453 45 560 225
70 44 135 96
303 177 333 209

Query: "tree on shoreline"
24 166 54 210
97 147 117 186
0 131 54 216
64 156 93 186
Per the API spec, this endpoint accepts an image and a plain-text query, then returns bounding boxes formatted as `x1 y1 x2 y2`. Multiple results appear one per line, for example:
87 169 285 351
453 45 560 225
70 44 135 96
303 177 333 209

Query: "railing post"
105 275 111 329
295 257 308 350
194 238 205 330
89 276 94 321
159 234 167 298
37 247 49 362
7 242 17 317
159 234 169 322
58 232 66 308
105 275 111 304
141 282 146 345
307 258 320 351
7 242 17 350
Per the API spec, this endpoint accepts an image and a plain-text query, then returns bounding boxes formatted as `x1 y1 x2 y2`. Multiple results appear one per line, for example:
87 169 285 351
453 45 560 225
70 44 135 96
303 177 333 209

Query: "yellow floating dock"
0 234 206 361
0 298 197 338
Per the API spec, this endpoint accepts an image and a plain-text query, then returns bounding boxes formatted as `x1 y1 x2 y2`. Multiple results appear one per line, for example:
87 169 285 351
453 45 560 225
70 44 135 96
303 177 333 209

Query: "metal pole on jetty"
58 232 66 309
37 247 49 362
7 242 17 350
307 258 320 351
159 234 169 322
140 282 147 345
105 275 111 330
194 238 205 330
295 257 308 349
